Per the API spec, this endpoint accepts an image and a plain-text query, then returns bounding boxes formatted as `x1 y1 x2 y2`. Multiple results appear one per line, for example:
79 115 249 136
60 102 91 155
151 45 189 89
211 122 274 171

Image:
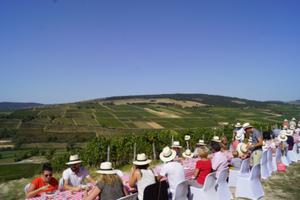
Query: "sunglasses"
44 174 52 178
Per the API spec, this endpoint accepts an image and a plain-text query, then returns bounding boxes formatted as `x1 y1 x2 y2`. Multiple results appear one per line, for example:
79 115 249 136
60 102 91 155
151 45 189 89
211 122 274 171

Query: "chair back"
202 172 216 191
261 150 268 165
143 180 169 200
250 164 261 180
173 180 189 200
216 168 229 184
239 158 250 175
117 193 138 200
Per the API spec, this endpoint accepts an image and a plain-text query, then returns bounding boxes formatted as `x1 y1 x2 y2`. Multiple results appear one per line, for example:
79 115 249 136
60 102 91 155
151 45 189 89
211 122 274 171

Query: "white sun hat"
196 139 206 146
159 146 177 163
171 141 182 148
292 117 296 121
235 122 242 128
242 122 253 129
184 135 191 141
96 162 117 174
284 119 288 122
182 149 194 158
66 154 83 165
211 136 221 143
237 143 248 156
133 153 152 166
286 129 293 136
278 134 288 142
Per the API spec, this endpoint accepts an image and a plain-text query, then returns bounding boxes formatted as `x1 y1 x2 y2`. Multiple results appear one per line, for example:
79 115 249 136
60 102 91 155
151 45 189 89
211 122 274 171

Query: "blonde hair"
97 174 123 186
198 148 208 159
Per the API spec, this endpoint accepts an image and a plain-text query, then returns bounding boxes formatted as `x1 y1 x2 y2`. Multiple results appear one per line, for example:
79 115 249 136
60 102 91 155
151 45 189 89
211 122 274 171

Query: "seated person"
129 153 156 200
182 149 194 160
230 151 242 170
193 139 209 157
171 141 183 161
192 148 212 187
83 162 125 200
26 163 58 198
210 141 228 178
63 154 95 191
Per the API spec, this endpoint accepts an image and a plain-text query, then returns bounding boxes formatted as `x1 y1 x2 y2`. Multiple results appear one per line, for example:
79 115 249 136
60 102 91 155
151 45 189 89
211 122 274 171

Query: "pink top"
211 151 228 178
232 140 240 151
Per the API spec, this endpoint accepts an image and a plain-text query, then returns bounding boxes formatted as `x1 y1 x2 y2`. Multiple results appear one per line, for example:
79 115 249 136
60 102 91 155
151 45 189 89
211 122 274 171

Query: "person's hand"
39 184 50 191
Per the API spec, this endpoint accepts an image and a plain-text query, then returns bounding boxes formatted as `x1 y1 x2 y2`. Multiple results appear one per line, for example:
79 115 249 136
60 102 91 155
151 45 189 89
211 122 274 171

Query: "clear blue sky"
1 0 299 104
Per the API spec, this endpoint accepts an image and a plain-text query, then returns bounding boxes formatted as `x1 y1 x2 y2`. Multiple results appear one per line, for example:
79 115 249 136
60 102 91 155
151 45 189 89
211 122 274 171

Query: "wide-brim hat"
286 129 293 136
235 122 242 128
184 135 191 141
133 153 152 166
171 141 182 148
66 154 83 165
182 149 194 158
96 162 117 174
237 143 248 155
242 123 253 130
278 134 288 142
197 139 206 146
160 146 177 162
292 117 296 121
211 136 221 143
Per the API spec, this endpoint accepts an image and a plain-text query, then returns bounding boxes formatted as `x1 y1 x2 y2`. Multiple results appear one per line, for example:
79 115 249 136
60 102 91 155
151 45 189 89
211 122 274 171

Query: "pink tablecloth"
28 190 85 200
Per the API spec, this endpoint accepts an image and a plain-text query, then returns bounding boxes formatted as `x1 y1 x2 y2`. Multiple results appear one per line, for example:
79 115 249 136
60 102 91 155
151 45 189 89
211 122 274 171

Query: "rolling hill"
0 94 299 143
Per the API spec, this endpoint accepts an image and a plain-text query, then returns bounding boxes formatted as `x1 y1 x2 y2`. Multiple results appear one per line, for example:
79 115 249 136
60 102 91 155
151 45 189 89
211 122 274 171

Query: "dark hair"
42 163 53 172
135 164 149 170
263 131 271 140
210 141 221 152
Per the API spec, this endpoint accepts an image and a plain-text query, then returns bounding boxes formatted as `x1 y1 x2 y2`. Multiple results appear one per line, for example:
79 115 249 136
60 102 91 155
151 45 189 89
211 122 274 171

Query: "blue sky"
0 0 299 104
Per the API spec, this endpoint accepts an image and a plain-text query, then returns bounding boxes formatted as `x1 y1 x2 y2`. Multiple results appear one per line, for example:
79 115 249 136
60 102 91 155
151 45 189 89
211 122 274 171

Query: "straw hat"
235 122 242 128
211 136 221 143
171 141 182 148
184 135 191 141
286 129 293 136
278 134 288 142
182 149 194 158
237 143 248 156
66 154 83 165
196 139 206 146
292 117 296 121
96 162 117 174
242 123 253 130
133 153 152 166
284 119 288 122
160 146 177 163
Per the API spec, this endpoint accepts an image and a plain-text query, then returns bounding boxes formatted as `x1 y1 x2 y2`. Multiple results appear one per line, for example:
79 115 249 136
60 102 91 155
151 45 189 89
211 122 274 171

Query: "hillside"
0 94 299 143
0 102 43 111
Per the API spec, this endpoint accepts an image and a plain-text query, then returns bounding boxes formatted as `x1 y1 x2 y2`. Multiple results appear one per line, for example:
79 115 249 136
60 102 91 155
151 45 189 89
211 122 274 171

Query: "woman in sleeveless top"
129 153 156 200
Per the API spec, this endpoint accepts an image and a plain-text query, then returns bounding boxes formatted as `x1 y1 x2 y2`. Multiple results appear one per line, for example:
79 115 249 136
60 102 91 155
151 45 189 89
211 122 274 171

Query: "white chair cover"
235 164 264 200
228 158 250 187
216 168 231 200
190 172 218 200
260 150 270 179
173 180 189 200
267 149 274 173
287 145 298 162
24 183 31 193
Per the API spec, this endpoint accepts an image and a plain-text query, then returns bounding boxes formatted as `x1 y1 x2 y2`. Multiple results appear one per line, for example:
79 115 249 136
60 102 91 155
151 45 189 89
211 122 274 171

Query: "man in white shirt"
63 155 95 191
158 146 185 199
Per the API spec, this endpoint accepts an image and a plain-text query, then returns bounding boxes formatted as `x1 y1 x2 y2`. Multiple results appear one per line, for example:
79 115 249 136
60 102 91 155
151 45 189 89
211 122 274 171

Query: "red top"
31 176 58 196
195 159 212 185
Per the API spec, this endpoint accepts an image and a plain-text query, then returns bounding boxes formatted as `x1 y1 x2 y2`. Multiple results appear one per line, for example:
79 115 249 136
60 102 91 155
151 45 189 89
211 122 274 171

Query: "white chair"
216 168 231 200
297 144 300 161
58 178 64 190
272 149 279 172
260 150 270 179
117 193 138 200
235 164 264 200
287 144 298 162
228 158 250 187
173 180 189 200
190 172 218 200
267 149 274 173
24 183 31 193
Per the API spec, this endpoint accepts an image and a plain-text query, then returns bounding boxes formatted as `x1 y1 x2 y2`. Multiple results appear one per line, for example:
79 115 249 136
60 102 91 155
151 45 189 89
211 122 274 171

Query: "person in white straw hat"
62 154 95 191
158 146 185 198
182 149 194 159
194 139 209 157
129 153 156 200
171 141 183 159
211 136 221 143
242 123 263 166
83 162 125 200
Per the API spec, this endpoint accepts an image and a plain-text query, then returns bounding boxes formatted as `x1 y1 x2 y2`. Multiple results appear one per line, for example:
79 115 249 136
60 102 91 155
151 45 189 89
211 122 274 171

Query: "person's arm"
194 168 200 178
63 179 81 192
85 175 96 184
83 186 100 200
26 184 50 198
129 168 140 188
